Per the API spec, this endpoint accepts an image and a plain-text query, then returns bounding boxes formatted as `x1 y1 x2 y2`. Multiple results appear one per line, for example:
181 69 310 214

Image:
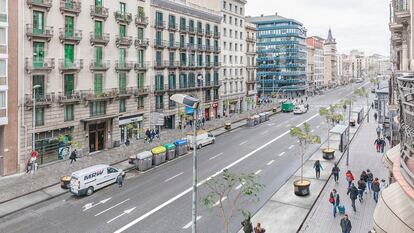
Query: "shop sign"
153 112 164 126
119 115 144 125
212 102 219 108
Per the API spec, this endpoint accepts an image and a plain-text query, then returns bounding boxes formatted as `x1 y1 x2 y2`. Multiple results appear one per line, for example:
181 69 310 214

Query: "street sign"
153 112 164 126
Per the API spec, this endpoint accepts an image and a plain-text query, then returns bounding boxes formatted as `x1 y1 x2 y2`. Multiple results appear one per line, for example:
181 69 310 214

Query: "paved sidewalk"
299 109 388 233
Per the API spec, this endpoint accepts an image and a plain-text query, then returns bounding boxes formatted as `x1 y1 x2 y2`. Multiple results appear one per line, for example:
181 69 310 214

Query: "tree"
201 169 263 233
370 77 380 89
290 122 321 184
319 105 344 150
354 87 370 121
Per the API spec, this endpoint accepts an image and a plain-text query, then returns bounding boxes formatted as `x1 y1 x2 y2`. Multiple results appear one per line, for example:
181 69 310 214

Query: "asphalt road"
0 83 369 233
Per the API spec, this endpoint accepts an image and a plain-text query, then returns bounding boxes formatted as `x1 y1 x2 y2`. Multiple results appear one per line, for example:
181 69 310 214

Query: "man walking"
374 112 378 122
366 169 373 192
347 183 358 212
332 163 340 183
374 138 382 152
357 178 367 202
116 175 123 188
372 178 381 203
380 138 386 153
313 160 323 179
69 149 77 164
145 129 151 143
376 125 381 137
340 214 352 233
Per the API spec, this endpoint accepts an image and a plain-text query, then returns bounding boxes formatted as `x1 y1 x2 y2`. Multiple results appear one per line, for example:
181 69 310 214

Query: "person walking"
329 189 340 217
347 183 358 211
372 177 381 203
380 179 387 190
254 223 265 233
374 138 382 152
116 175 123 188
357 178 367 202
69 149 77 164
345 170 355 188
376 125 381 137
145 129 151 143
366 169 373 192
340 214 352 233
241 214 253 233
313 160 323 179
155 127 160 139
374 112 378 122
380 138 386 153
150 129 155 141
332 163 340 183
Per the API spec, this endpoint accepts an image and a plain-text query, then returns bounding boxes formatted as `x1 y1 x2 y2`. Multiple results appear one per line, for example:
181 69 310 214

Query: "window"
90 101 106 116
169 14 176 28
138 27 144 40
229 3 232 11
137 73 144 89
137 96 144 109
168 74 176 89
189 19 194 32
64 105 74 121
235 30 238 39
197 21 202 33
223 1 226 9
120 2 126 15
65 16 74 37
155 11 163 26
94 21 102 38
33 75 44 99
223 42 226 50
35 108 44 126
223 55 226 64
197 54 202 66
94 73 103 94
229 29 232 38
223 28 227 37
240 32 243 39
156 30 162 44
0 59 6 80
206 24 210 34
64 44 74 67
0 0 6 22
235 6 238 13
156 95 163 110
223 15 226 23
119 72 126 91
229 16 232 25
240 20 243 27
119 48 126 64
64 74 74 97
0 91 5 112
119 98 126 112
33 11 44 35
240 7 243 15
95 46 102 66
155 74 164 90
156 51 162 65
180 17 186 30
235 18 238 26
119 24 126 38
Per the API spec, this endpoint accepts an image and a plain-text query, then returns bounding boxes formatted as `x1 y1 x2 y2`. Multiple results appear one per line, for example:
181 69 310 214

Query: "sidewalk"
0 106 275 218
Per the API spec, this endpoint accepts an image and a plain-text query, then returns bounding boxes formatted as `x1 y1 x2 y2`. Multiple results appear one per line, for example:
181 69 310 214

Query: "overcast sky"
245 0 390 56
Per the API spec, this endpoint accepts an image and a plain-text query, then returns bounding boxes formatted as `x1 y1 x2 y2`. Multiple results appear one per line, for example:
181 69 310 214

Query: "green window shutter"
33 75 44 99
33 42 45 68
95 0 102 7
138 28 144 40
94 74 103 94
119 48 126 64
64 44 74 67
64 74 74 97
95 47 102 67
138 50 144 64
119 99 126 112
119 72 126 91
65 0 73 9
33 11 44 35
94 21 102 38
137 73 144 89
65 16 74 37
119 25 126 38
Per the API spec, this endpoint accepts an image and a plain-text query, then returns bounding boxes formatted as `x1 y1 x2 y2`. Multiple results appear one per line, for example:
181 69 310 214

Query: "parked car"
187 130 215 149
293 105 308 114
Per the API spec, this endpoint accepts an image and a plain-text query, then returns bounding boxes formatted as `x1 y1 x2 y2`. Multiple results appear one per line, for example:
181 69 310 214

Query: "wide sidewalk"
299 108 388 233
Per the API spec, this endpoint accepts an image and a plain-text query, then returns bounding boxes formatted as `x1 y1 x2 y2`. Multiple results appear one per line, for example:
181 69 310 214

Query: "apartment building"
245 21 256 110
323 28 337 87
306 36 324 92
221 0 246 115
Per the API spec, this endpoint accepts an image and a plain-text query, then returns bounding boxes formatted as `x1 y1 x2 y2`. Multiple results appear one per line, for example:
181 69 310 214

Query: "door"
33 42 45 68
119 48 126 66
94 21 102 38
64 44 74 68
95 47 102 67
33 11 44 35
89 131 96 152
97 126 105 151
64 74 74 97
89 123 106 153
65 16 74 37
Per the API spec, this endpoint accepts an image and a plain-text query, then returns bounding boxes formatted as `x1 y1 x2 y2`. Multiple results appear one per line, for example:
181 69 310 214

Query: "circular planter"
60 175 71 189
322 148 335 160
294 179 311 196
128 155 136 164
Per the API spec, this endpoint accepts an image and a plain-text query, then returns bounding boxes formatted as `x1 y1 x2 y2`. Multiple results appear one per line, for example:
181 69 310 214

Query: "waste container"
265 112 270 121
164 143 176 160
247 117 255 127
224 122 231 130
259 113 266 123
128 155 136 164
151 146 167 165
135 151 153 171
175 139 188 156
253 115 260 125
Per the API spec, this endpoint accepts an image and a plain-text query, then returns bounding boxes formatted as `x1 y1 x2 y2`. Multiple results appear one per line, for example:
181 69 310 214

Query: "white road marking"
266 160 275 165
311 129 315 133
213 196 228 207
95 199 130 216
209 152 223 160
114 113 319 233
278 152 286 157
239 140 248 145
182 216 202 229
286 124 292 127
235 184 242 190
255 169 262 175
82 197 112 212
164 172 184 182
316 125 320 129
288 145 294 149
260 130 269 135
267 123 275 126
107 207 136 224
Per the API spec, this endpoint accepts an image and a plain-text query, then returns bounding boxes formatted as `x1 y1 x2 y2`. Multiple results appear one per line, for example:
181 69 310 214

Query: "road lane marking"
209 152 223 160
114 113 319 233
83 197 112 212
107 207 136 224
311 129 315 133
278 152 286 156
213 196 228 207
164 172 184 182
235 184 242 190
95 199 130 216
182 216 202 229
288 145 294 149
266 160 275 165
316 125 320 129
239 140 248 145
255 169 262 175
260 130 269 135
267 123 275 126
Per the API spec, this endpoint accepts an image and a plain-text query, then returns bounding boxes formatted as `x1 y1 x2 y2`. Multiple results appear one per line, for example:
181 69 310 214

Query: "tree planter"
294 179 311 196
322 147 335 160
60 175 71 189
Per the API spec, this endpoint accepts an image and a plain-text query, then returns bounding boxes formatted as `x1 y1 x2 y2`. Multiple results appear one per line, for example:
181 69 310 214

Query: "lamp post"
197 74 203 120
170 94 200 233
32 85 41 154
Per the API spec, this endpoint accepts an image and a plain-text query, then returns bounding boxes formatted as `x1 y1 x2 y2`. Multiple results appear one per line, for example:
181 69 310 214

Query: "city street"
0 83 368 233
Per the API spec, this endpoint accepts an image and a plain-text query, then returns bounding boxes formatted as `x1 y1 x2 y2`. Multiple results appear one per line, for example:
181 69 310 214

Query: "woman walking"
313 160 323 179
345 170 355 188
329 189 340 217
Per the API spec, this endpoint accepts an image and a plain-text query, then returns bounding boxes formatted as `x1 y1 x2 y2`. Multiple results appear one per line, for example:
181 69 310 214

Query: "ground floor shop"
119 114 144 143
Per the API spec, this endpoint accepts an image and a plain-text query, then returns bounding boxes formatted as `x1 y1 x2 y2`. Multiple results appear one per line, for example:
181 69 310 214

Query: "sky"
245 0 390 56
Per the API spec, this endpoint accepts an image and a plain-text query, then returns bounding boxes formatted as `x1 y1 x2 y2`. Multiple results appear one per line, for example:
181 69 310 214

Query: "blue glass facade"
249 16 307 97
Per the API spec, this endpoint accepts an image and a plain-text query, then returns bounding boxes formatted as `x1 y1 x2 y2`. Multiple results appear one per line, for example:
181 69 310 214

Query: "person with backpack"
347 183 358 211
374 138 382 152
345 170 355 188
372 177 381 203
366 169 374 192
241 214 253 233
329 189 340 217
313 160 323 179
69 149 77 164
340 214 352 233
357 178 367 202
254 223 265 233
332 163 340 183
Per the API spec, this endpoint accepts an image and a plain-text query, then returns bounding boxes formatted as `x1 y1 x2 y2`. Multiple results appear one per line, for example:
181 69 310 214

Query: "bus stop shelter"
330 124 349 152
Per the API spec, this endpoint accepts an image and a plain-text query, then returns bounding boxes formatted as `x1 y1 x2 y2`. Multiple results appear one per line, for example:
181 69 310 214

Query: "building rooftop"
246 13 303 26
325 28 336 44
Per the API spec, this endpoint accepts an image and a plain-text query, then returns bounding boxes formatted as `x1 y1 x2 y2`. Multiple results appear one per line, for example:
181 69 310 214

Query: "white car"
293 105 308 114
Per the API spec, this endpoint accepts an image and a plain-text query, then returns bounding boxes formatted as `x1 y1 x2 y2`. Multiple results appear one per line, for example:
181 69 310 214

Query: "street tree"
319 105 344 159
201 169 263 233
290 122 321 196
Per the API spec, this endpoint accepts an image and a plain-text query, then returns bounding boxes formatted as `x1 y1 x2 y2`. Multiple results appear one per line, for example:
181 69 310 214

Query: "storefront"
81 114 118 153
212 102 219 118
204 103 211 120
164 114 175 129
119 114 144 143
34 127 74 164
229 100 238 114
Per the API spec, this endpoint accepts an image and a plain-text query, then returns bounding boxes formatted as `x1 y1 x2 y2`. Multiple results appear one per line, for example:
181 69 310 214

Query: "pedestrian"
155 127 160 139
116 175 123 188
306 96 308 101
69 149 77 164
145 129 151 143
241 214 253 233
329 189 340 217
380 138 386 153
254 223 265 233
345 170 355 188
376 125 381 137
150 129 155 141
347 183 358 211
125 138 130 146
374 137 381 152
202 117 206 126
313 160 323 179
371 102 374 109
340 214 352 233
380 179 387 190
374 112 378 122
357 178 367 202
366 169 373 192
332 163 340 183
372 177 380 203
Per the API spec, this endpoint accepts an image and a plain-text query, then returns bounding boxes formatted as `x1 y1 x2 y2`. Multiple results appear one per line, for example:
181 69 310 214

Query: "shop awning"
80 114 120 123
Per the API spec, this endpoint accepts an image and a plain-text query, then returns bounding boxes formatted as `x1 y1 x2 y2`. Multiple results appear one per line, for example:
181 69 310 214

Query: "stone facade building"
323 28 337 87
306 36 324 92
245 21 256 110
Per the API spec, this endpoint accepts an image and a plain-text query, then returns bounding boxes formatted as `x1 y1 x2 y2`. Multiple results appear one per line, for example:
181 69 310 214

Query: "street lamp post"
170 94 200 233
32 85 41 154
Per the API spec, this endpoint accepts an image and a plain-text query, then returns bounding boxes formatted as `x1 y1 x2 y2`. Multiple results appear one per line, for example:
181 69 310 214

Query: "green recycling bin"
164 143 176 160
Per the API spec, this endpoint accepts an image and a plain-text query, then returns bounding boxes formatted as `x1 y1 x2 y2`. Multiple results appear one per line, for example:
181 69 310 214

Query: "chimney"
275 12 278 16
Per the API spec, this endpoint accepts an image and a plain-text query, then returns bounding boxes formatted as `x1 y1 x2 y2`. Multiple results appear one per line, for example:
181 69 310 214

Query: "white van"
70 165 125 196
187 130 215 149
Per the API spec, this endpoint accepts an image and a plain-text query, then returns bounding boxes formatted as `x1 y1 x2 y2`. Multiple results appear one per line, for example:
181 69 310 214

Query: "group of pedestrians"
241 215 266 233
145 128 160 143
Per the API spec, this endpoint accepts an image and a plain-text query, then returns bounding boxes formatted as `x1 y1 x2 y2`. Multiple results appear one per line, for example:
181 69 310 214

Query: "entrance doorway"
89 123 106 153
204 108 210 120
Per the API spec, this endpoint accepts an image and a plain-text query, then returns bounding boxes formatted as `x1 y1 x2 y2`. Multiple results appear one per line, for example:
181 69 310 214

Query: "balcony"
168 23 178 31
27 0 52 11
179 43 188 51
393 0 410 24
205 45 213 53
246 36 256 43
117 87 135 98
134 38 149 48
134 62 149 72
154 40 167 49
114 11 132 24
90 32 110 46
155 21 165 29
197 44 206 52
89 60 110 72
26 24 53 42
213 62 221 68
196 28 204 36
25 93 55 108
59 29 82 44
135 87 149 97
167 61 179 69
205 62 213 69
115 61 133 72
205 30 212 37
116 35 133 48
179 25 187 33
90 5 109 20
135 15 148 27
25 58 55 74
154 84 168 93
80 89 117 101
188 43 196 52
58 59 83 73
179 61 188 69
153 61 167 70
57 91 81 104
168 41 179 50
214 80 222 87
188 26 196 35
59 0 81 16
214 31 221 38
214 46 221 53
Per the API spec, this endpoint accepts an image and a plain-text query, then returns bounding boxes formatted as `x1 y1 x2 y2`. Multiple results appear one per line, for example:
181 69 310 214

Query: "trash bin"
128 155 136 164
259 113 266 123
151 146 167 165
135 151 153 171
164 143 176 160
272 107 277 113
253 115 260 125
265 112 270 121
247 117 255 127
224 122 231 130
175 140 188 156
60 175 71 189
